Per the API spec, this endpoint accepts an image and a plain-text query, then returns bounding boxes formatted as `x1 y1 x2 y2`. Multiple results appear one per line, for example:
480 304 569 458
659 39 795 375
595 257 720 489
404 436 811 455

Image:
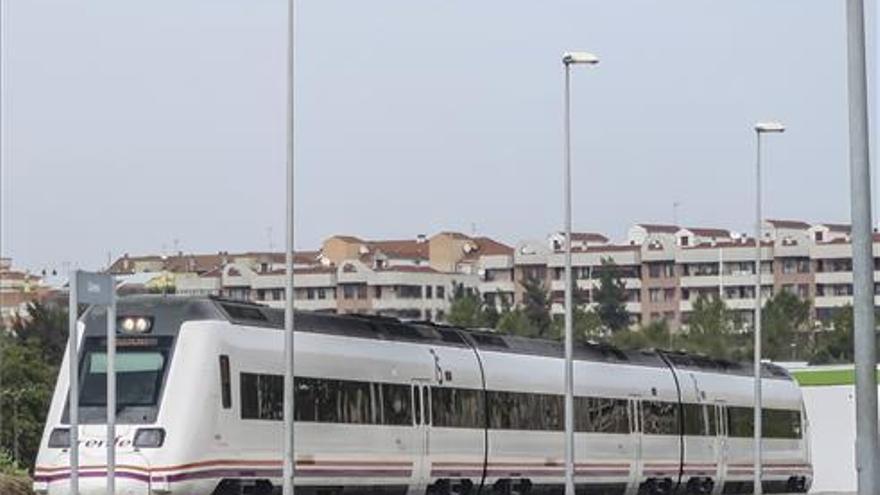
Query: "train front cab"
33 298 226 495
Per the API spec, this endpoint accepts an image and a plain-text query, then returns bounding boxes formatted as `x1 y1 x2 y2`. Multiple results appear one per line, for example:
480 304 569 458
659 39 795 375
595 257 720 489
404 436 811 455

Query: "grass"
792 367 880 386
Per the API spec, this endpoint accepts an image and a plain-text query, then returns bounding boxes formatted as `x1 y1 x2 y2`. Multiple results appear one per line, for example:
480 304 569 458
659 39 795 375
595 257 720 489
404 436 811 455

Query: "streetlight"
752 120 784 495
283 0 296 494
562 51 598 495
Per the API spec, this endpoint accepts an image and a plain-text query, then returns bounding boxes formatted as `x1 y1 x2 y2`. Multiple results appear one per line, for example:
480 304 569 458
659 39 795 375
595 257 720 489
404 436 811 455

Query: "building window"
425 285 433 299
374 286 382 298
680 236 690 247
436 285 445 300
318 288 326 300
342 285 356 299
357 285 367 299
307 288 315 300
397 285 423 299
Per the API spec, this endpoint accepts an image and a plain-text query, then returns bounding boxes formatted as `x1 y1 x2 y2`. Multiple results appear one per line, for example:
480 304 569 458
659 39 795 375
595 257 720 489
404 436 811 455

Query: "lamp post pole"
845 0 879 492
68 270 79 495
752 121 784 495
283 0 296 493
561 51 598 495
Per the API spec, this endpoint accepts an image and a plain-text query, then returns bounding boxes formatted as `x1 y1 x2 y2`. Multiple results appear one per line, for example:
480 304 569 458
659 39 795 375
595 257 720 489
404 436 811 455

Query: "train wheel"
492 479 512 495
429 479 452 495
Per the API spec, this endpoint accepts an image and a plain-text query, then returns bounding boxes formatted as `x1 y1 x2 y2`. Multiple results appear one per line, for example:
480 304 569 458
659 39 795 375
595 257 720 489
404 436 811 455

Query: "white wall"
804 385 880 493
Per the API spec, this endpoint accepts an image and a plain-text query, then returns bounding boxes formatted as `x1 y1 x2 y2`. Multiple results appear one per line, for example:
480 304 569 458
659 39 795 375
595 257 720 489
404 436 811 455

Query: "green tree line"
1 302 68 474
447 258 875 364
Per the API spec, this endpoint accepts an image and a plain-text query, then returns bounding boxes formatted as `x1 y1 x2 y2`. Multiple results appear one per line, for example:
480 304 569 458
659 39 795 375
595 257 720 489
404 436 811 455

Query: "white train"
34 295 811 495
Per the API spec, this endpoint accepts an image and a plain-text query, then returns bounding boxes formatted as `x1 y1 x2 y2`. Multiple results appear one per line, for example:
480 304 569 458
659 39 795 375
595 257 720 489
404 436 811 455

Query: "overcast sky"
1 0 878 273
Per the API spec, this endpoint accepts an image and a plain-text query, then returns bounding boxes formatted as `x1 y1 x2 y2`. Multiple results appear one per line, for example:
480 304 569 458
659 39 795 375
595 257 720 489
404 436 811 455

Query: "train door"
711 403 728 495
411 380 431 495
627 397 643 495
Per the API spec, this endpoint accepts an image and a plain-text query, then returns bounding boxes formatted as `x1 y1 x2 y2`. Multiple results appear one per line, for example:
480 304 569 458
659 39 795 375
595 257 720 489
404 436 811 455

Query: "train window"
437 329 465 345
642 401 680 436
380 384 412 426
240 373 283 420
575 397 629 434
487 391 563 431
80 350 167 408
681 404 706 436
221 304 268 322
727 407 754 438
707 407 718 436
219 355 231 409
414 387 422 425
294 377 372 424
432 387 484 429
763 409 802 439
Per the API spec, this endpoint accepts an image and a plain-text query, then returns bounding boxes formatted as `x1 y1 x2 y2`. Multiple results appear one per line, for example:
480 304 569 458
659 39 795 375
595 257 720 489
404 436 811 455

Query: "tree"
520 277 552 338
1 302 67 471
761 291 812 361
9 302 67 364
447 287 490 328
551 277 602 341
682 293 738 359
809 305 854 364
495 308 532 336
593 258 629 333
609 320 672 350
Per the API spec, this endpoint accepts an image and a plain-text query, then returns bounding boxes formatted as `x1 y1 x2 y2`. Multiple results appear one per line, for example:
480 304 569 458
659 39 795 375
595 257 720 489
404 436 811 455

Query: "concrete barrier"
803 384 879 493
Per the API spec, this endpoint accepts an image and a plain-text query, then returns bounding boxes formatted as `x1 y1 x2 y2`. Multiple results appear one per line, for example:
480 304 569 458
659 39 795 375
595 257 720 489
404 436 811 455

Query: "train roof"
82 295 792 381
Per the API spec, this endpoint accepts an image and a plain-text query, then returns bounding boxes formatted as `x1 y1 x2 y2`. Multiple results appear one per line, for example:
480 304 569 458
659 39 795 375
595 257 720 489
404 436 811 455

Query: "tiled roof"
819 223 851 233
637 224 680 233
766 219 811 230
471 237 514 256
686 227 731 238
569 232 610 243
368 240 429 260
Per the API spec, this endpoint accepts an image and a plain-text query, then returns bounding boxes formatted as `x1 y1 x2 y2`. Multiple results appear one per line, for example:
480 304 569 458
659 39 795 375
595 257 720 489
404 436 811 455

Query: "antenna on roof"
673 201 681 226
471 222 477 235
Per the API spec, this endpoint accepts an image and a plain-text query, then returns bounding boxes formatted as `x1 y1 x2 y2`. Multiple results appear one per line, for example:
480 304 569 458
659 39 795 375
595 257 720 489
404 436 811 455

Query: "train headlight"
118 316 153 334
48 428 70 448
133 428 165 448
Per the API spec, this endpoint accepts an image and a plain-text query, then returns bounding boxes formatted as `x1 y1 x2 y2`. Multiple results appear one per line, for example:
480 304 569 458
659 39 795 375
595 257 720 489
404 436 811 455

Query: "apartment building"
104 219 880 330
0 258 57 328
112 232 514 322
508 220 880 330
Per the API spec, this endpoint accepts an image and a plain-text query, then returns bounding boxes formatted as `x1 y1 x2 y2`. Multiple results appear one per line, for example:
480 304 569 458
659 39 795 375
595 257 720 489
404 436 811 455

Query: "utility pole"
845 0 879 493
283 0 296 493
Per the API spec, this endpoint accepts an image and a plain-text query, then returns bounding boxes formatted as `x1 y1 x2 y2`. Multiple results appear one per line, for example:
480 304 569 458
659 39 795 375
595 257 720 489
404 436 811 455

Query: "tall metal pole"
68 270 79 495
752 131 764 495
846 0 879 492
562 61 575 495
106 291 117 495
282 0 296 492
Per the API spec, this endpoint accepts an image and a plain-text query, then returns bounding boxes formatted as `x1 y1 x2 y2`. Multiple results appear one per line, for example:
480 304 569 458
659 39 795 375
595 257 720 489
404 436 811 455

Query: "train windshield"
63 336 174 424
80 350 167 407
